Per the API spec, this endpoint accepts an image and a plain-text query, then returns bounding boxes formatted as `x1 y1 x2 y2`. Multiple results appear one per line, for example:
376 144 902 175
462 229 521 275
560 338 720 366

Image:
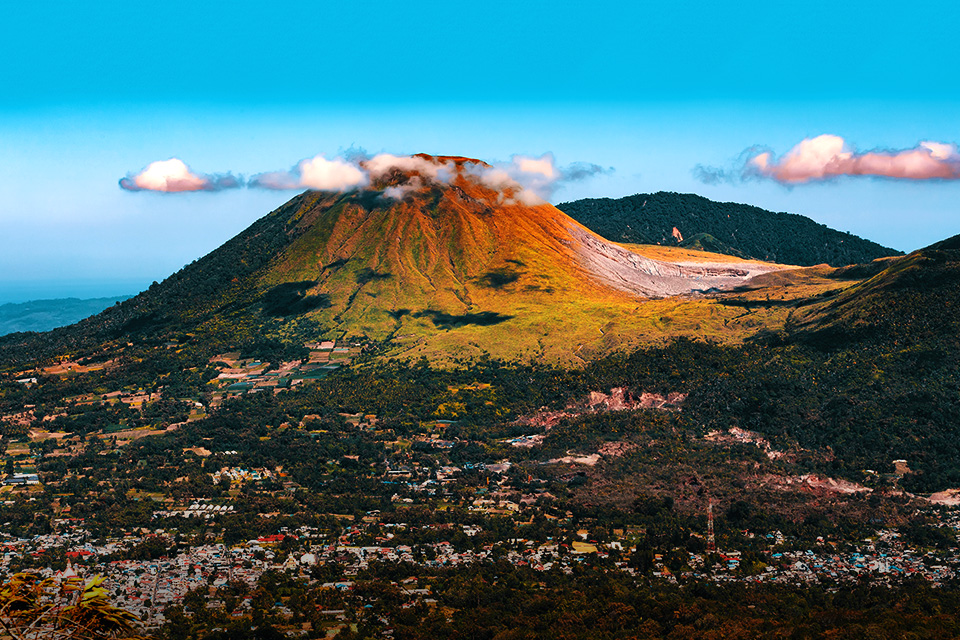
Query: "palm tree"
0 572 143 639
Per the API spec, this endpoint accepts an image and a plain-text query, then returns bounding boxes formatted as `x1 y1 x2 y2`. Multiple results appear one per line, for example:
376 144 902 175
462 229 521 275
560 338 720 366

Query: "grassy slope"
793 242 960 346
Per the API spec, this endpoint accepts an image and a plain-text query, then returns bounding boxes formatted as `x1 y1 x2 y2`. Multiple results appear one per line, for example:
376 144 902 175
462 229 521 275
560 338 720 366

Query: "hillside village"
2 308 960 636
1 361 959 637
211 340 358 403
0 340 362 476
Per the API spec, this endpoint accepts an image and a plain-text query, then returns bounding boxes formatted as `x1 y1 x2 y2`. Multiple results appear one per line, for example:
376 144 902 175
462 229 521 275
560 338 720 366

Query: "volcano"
254 155 777 330
1 155 791 363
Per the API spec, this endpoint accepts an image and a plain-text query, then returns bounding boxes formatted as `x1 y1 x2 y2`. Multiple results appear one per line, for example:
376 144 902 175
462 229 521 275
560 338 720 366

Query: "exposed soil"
926 489 960 506
760 473 872 496
567 222 784 297
705 427 788 460
517 387 686 429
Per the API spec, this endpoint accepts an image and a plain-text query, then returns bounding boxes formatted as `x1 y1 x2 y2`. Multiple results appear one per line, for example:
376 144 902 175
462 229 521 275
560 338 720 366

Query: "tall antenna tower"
706 500 716 552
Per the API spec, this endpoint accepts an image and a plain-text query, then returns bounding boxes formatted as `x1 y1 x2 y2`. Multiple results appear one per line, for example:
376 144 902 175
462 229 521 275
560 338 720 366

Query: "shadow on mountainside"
413 310 513 329
477 268 522 289
355 268 393 285
261 282 331 317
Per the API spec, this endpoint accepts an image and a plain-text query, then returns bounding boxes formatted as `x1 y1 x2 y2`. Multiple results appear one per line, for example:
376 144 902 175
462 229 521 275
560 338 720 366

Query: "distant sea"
0 279 148 305
0 296 134 336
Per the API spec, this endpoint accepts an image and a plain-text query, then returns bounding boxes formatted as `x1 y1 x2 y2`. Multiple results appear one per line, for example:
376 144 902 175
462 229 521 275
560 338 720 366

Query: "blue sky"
1 0 958 302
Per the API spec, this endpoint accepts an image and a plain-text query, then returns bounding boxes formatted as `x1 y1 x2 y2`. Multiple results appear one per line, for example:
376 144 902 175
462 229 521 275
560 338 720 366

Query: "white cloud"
123 151 612 202
744 135 960 183
364 154 455 183
298 155 368 191
119 158 240 192
248 155 368 191
467 154 608 204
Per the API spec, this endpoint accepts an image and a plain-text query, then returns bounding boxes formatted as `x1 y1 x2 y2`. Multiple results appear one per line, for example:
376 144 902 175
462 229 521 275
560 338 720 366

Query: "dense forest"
558 192 901 266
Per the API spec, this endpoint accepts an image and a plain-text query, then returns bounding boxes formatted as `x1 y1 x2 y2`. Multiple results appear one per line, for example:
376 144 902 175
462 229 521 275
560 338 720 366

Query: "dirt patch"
761 473 871 496
2 410 35 427
544 441 638 466
926 489 960 506
705 427 787 460
545 453 601 466
587 388 687 411
518 388 686 429
42 359 116 375
28 429 69 441
597 441 637 457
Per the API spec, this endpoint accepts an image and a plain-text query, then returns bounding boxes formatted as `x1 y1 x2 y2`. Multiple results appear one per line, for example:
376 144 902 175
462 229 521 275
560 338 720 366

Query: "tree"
0 573 143 639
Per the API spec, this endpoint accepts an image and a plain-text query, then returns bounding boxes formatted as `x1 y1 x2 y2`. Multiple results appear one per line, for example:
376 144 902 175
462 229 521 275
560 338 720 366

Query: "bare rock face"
566 223 780 297
928 489 960 506
761 473 872 496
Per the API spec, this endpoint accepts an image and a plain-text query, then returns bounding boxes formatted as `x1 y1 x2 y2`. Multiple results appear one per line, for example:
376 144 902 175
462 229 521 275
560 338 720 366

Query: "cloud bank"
119 159 240 192
249 155 369 191
696 135 960 185
121 152 611 202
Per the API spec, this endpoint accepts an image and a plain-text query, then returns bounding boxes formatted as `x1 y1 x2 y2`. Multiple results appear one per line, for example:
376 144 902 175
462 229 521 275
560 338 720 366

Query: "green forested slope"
558 191 901 266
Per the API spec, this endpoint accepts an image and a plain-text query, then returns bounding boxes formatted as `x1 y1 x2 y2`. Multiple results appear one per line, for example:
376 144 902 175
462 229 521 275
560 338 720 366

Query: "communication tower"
707 500 716 552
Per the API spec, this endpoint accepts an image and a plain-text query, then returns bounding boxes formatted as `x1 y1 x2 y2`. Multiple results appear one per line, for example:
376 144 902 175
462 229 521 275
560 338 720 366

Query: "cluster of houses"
0 507 958 629
151 501 237 520
211 466 277 485
210 340 361 402
2 472 39 486
6 340 960 634
0 340 370 477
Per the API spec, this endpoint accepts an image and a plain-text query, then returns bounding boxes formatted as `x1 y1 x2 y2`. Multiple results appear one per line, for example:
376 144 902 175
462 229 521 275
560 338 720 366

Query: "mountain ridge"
557 191 902 266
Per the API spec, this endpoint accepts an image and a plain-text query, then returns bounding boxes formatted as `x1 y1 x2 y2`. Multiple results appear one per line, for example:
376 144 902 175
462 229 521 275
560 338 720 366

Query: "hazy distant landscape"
0 296 132 336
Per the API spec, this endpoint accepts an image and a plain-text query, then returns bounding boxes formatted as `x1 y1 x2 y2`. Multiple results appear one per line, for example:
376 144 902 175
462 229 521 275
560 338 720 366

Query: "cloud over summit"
120 152 612 202
469 154 612 205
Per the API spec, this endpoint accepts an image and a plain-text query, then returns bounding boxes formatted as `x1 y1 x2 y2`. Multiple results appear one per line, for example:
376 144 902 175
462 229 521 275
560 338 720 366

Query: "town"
2 502 960 637
3 339 960 637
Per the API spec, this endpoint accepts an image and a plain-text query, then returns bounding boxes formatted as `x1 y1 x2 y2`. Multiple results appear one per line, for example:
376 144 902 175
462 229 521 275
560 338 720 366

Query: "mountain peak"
411 153 491 168
361 153 518 204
